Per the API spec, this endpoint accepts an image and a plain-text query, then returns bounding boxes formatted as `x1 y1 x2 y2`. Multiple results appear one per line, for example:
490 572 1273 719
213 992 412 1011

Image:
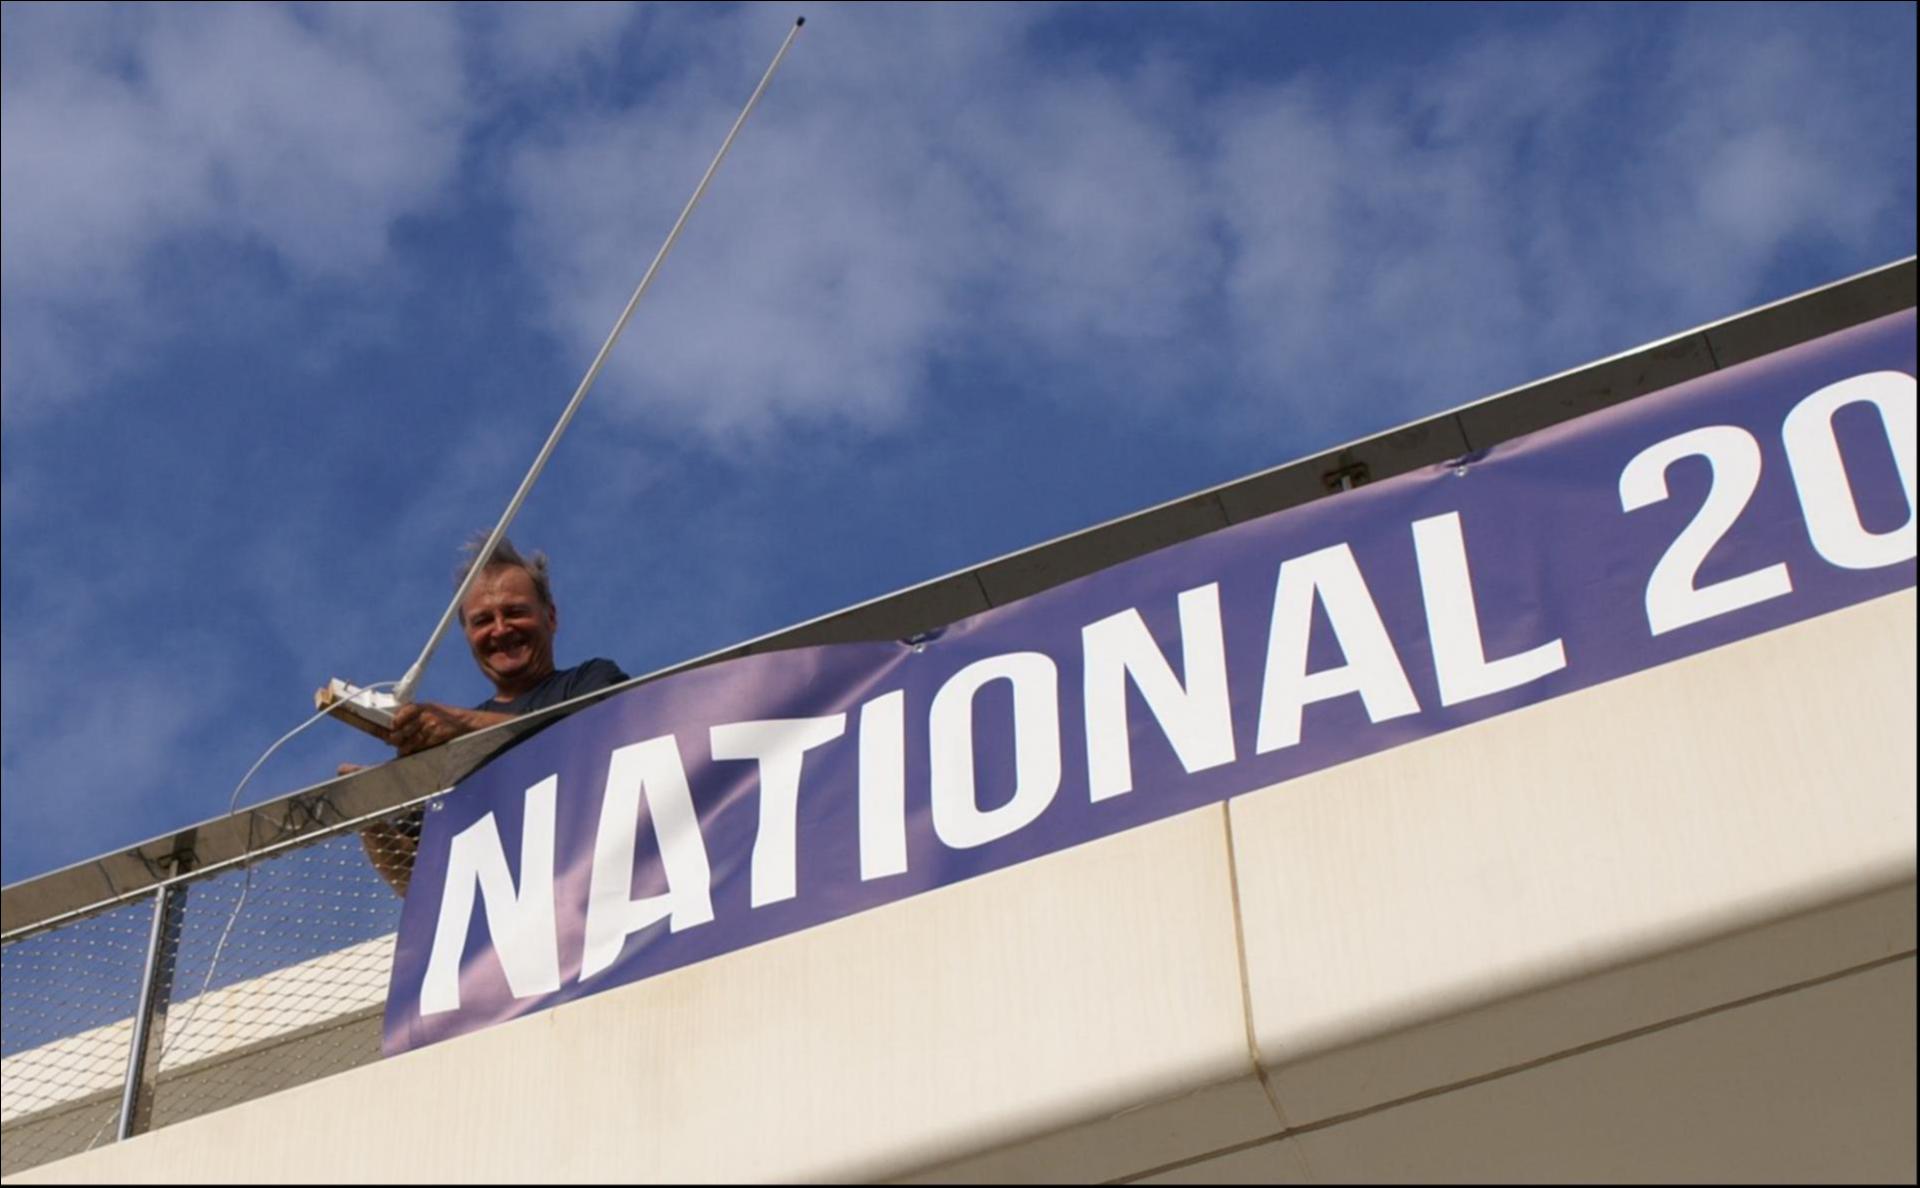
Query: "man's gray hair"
457 534 554 609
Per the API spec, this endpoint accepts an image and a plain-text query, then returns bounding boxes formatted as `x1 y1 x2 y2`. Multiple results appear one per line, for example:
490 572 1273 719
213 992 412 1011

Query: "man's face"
462 565 558 696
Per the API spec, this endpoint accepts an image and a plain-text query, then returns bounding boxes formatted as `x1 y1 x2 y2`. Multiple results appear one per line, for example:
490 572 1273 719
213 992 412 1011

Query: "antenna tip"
795 15 806 26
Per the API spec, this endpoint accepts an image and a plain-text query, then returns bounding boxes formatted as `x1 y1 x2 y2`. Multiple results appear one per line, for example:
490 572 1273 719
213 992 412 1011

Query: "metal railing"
1 804 428 1176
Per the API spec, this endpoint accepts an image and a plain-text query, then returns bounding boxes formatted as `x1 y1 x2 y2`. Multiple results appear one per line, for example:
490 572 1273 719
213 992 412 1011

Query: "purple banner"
384 310 1916 1054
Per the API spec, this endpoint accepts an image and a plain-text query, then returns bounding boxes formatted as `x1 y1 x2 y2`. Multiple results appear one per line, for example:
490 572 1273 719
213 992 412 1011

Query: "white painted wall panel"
1139 957 1915 1184
1285 957 1917 1184
1229 589 1916 1126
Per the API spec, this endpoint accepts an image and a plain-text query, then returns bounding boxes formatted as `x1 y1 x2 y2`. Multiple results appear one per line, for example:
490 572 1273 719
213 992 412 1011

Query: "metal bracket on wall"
1323 459 1371 492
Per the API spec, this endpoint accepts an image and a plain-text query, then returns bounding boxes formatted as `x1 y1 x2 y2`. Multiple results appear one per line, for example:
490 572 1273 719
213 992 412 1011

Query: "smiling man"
386 538 629 753
355 537 627 893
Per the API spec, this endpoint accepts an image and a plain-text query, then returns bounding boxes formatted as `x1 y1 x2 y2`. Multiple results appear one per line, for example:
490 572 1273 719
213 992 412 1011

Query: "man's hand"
388 702 480 756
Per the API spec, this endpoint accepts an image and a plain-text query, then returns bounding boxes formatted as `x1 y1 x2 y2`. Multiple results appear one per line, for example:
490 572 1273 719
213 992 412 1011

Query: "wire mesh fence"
1 804 426 1176
0 896 154 1175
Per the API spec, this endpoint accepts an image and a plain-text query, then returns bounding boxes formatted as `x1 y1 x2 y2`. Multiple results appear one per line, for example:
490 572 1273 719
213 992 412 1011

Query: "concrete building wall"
12 589 1914 1184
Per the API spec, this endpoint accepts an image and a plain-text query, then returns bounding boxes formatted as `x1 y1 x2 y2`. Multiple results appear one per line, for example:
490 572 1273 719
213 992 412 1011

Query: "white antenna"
390 16 806 706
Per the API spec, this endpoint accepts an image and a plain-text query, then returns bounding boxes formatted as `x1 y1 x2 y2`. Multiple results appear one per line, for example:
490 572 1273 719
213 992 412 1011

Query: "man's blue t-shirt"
474 657 628 716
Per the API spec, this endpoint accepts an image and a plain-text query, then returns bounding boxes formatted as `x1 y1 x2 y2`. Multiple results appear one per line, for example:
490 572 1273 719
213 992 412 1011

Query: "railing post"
116 838 195 1140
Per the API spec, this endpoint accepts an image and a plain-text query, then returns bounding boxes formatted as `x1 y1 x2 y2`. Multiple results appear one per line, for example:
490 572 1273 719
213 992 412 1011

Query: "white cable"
143 849 254 1093
392 15 807 706
228 680 401 816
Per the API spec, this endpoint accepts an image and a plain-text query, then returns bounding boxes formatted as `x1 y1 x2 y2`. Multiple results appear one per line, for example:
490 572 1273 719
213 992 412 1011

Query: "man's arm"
386 661 630 755
388 702 517 756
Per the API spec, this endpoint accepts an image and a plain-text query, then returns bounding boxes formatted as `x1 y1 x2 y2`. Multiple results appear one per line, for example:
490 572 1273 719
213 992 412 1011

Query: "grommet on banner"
1448 448 1490 477
902 627 946 652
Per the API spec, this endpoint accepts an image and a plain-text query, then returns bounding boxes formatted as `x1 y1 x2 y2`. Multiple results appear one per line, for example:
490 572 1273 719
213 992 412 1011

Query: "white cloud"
8 4 1905 438
970 63 1222 371
0 3 469 419
504 5 1911 448
506 44 962 435
1221 10 1913 427
1210 29 1616 428
470 0 642 89
1644 15 1901 306
503 6 1226 441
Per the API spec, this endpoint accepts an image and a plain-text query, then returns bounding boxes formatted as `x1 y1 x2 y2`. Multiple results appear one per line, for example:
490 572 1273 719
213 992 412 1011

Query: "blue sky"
2 1 1914 884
